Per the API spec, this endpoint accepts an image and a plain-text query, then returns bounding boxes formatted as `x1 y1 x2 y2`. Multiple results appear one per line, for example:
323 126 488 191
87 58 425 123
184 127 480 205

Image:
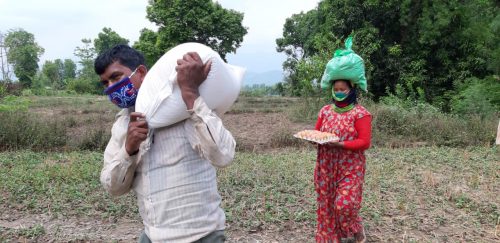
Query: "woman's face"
333 80 351 93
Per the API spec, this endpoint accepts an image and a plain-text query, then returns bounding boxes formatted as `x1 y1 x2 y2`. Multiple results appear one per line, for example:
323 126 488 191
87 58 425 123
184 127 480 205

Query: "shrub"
370 103 496 147
451 76 499 119
21 89 33 96
0 110 112 152
77 128 110 151
0 111 67 151
66 78 101 94
0 83 6 98
3 82 23 96
269 127 303 148
287 96 327 122
0 95 30 112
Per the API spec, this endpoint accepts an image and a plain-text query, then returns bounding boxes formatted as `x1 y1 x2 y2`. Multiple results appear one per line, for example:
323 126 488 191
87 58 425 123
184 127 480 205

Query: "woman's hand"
327 141 344 148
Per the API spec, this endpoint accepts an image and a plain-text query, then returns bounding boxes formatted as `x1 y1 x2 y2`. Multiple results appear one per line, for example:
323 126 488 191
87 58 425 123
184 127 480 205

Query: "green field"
0 95 498 242
1 146 498 242
1 0 499 241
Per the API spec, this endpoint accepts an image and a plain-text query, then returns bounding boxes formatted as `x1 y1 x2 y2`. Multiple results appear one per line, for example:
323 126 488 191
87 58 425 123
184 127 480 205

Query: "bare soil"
221 112 313 152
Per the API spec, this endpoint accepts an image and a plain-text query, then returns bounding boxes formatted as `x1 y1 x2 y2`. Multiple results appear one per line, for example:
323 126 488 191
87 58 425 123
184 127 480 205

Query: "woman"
314 79 372 243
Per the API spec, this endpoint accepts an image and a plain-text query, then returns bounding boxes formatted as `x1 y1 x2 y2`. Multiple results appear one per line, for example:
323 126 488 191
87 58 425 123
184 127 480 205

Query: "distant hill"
243 70 284 87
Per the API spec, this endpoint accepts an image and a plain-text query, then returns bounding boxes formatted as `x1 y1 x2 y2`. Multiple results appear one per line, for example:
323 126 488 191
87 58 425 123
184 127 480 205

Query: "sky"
0 0 319 74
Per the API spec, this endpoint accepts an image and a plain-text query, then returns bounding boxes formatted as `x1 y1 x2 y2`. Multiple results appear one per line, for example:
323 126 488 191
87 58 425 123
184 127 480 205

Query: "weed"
16 224 45 239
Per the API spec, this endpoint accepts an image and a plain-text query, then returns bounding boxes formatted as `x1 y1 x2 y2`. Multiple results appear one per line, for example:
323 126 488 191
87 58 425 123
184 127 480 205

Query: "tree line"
1 0 498 116
0 0 247 95
276 0 499 114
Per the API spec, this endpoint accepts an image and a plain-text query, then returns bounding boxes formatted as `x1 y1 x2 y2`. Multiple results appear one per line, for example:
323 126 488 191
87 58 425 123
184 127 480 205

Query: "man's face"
99 61 145 90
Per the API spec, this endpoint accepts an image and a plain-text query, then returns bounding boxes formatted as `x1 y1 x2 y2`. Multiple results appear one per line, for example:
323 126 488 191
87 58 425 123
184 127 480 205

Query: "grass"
1 147 498 241
219 150 317 228
1 94 497 151
0 95 116 151
0 151 137 219
229 96 299 114
0 94 498 241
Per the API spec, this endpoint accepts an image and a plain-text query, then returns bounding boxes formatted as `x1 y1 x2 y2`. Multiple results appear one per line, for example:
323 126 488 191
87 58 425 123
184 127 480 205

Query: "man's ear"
137 65 148 81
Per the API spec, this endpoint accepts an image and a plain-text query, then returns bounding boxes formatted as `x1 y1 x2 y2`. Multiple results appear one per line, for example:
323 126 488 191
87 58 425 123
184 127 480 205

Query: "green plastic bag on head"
320 36 367 92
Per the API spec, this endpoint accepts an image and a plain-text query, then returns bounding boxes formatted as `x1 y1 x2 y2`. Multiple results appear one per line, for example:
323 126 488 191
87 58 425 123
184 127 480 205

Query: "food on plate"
294 130 339 144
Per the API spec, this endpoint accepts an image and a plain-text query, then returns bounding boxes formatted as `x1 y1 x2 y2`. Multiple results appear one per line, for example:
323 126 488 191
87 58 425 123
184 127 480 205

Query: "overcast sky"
0 0 318 73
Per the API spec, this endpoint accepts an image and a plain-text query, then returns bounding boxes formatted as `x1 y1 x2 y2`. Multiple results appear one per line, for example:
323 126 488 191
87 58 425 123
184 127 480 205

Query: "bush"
2 82 23 96
269 127 303 148
30 88 60 96
21 89 33 96
0 109 112 152
0 111 67 151
76 128 109 151
0 83 6 98
0 95 30 112
66 78 101 94
287 96 328 122
370 103 496 147
241 84 284 97
451 76 499 119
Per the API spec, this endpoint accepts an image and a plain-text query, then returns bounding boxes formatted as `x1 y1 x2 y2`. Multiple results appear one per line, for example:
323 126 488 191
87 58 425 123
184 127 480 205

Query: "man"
94 44 236 243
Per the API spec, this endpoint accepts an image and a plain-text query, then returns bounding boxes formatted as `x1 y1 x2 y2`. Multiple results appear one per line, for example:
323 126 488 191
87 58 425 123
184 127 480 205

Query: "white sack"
135 43 245 128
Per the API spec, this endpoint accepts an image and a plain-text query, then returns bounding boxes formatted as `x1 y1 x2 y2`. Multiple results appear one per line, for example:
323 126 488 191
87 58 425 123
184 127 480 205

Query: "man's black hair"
94 44 146 75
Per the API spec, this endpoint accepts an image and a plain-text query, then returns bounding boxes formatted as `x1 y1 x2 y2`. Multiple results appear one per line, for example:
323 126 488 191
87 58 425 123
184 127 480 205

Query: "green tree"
133 28 162 68
134 0 247 65
72 39 100 94
63 59 76 80
276 11 319 61
41 60 59 86
4 29 44 87
74 38 96 63
277 0 499 111
31 71 50 92
276 10 321 96
41 59 70 89
94 27 129 55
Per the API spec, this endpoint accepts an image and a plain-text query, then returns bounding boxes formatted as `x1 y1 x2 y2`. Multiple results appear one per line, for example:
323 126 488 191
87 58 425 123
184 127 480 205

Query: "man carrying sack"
95 44 236 242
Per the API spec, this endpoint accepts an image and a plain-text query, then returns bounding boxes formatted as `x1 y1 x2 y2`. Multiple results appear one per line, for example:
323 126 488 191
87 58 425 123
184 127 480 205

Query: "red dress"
314 104 372 242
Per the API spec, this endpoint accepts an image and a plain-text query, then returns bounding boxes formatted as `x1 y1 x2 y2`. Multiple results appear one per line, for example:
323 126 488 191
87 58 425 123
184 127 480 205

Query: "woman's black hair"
331 79 354 89
94 45 145 75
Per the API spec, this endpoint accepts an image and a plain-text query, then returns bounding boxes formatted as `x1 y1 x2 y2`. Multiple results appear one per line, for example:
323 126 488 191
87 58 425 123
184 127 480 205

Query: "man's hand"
175 52 212 109
125 112 148 156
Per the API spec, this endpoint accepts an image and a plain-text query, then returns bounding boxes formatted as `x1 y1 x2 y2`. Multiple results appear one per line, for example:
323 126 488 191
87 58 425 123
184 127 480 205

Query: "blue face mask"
104 68 138 108
332 87 350 101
